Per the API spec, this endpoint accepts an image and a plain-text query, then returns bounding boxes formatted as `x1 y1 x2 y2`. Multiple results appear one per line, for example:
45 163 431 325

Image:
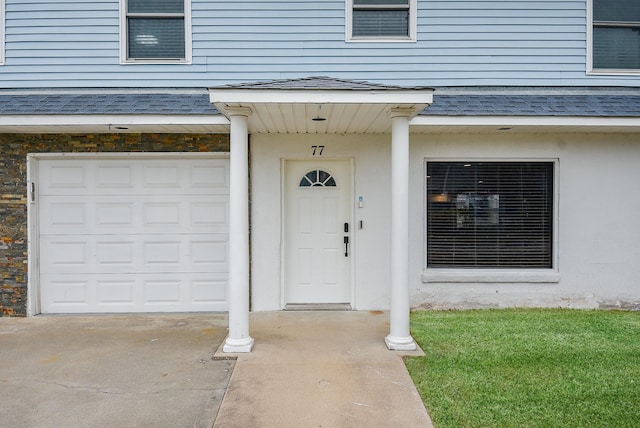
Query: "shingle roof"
0 92 218 115
213 76 426 91
1 84 640 118
422 94 640 117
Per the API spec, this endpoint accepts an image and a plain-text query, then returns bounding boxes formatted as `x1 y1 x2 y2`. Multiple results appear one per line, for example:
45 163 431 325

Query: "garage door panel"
41 273 228 313
41 234 228 274
40 159 229 196
38 156 230 314
40 195 228 235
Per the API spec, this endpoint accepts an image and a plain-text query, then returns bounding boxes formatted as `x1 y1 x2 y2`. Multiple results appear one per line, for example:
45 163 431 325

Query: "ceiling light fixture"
312 104 326 122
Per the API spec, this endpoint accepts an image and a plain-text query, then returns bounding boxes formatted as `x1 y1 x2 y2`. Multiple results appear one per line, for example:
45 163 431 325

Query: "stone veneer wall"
0 133 230 316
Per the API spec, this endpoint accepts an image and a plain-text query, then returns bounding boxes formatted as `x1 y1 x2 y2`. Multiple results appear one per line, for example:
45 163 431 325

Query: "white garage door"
38 156 230 313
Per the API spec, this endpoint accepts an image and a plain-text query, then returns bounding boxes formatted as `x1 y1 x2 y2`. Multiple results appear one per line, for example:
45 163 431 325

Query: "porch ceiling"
210 102 430 134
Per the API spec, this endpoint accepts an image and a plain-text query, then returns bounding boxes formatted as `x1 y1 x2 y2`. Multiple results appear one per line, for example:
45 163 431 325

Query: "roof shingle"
0 93 218 115
421 94 640 117
1 84 640 118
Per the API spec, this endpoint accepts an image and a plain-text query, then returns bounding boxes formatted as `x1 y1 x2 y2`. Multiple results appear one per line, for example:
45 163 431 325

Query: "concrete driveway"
0 314 233 428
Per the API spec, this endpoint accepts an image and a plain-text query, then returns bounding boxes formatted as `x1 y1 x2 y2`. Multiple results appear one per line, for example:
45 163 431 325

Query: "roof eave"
411 115 640 127
209 89 433 108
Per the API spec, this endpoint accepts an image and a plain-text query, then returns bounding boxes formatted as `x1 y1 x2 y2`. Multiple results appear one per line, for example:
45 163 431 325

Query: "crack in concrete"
2 378 226 395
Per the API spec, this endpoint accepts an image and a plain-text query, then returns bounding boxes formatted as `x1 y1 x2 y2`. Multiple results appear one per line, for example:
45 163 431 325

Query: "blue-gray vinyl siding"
1 0 639 88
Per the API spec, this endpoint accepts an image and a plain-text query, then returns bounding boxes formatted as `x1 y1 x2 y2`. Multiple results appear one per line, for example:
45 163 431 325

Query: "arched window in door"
299 169 336 187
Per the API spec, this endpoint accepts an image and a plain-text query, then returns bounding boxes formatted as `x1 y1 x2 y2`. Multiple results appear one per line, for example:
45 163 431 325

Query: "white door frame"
26 152 229 316
280 157 355 309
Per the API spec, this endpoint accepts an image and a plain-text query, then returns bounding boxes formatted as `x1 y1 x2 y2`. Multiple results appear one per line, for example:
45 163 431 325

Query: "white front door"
284 159 352 305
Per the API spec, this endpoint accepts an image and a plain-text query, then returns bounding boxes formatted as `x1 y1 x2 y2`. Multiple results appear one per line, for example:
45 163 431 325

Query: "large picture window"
346 0 416 41
591 0 640 71
426 162 553 269
122 0 191 62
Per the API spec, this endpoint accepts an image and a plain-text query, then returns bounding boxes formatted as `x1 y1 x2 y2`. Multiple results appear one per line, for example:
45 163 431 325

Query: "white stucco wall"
250 134 393 311
410 132 640 310
250 132 640 311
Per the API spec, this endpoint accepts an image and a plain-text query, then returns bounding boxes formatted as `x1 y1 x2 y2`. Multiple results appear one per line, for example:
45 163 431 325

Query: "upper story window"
121 0 191 63
346 0 417 42
590 0 640 73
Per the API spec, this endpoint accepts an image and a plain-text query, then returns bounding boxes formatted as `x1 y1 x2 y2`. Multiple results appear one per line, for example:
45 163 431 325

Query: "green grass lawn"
405 309 640 428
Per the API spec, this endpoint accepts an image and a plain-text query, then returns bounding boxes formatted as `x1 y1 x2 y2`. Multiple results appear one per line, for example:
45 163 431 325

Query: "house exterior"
1 1 639 351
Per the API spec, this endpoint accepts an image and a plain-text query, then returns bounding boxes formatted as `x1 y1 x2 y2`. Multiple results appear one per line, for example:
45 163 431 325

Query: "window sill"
346 36 416 43
121 59 191 65
422 269 560 284
587 68 640 76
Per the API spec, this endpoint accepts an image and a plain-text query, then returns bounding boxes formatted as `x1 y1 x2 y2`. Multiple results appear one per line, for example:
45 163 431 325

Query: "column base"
223 336 254 353
385 334 417 351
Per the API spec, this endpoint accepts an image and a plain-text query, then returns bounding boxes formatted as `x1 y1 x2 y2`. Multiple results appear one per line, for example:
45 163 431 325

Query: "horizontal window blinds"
128 0 183 13
593 27 640 69
126 0 185 60
427 162 553 268
352 0 409 37
128 19 185 59
592 0 640 69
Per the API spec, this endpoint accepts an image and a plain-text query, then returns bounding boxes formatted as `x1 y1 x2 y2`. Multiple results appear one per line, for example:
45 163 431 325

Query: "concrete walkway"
0 311 433 428
214 311 433 428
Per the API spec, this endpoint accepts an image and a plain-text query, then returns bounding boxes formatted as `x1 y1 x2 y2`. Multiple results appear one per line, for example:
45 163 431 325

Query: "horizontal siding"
0 0 639 88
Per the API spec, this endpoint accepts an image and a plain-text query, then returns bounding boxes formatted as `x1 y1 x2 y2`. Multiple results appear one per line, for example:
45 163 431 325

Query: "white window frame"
0 0 5 65
345 0 417 43
587 0 640 75
422 158 560 284
119 0 192 64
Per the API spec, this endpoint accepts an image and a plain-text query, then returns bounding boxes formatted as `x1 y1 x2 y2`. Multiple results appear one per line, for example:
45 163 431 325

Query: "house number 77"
311 145 325 156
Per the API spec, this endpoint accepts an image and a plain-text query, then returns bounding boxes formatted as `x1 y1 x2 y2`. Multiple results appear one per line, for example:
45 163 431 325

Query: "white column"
223 107 254 353
385 108 417 351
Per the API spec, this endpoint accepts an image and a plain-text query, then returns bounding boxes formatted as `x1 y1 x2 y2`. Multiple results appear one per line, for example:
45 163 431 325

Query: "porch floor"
214 310 433 427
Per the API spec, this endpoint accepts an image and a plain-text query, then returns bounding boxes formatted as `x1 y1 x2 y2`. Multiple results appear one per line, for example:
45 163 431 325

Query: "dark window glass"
128 0 184 14
352 0 410 38
354 0 409 4
300 170 337 187
593 0 640 22
593 26 640 70
126 0 185 60
426 162 553 268
128 18 185 59
593 0 640 69
353 10 409 37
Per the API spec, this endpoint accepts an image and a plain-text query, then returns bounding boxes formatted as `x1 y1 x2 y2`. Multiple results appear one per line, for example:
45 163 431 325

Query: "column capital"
388 107 415 119
226 106 253 117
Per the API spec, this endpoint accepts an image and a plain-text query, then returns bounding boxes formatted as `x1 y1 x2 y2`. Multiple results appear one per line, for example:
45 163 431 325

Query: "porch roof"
209 76 434 134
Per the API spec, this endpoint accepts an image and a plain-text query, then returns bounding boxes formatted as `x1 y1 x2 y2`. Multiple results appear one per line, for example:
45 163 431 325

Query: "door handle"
343 222 350 257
